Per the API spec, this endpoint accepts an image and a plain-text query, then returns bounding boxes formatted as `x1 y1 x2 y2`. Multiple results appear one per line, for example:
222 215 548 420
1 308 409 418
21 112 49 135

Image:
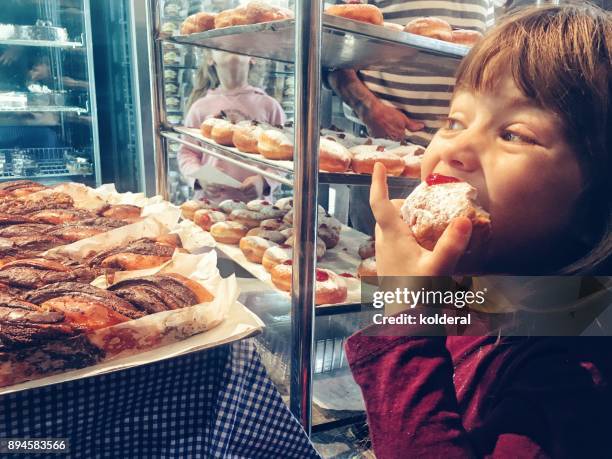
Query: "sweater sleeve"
346 331 612 459
345 331 608 458
346 333 478 458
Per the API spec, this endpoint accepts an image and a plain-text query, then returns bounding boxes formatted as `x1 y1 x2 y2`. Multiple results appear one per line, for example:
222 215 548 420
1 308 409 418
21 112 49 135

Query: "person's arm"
346 332 607 458
327 69 424 139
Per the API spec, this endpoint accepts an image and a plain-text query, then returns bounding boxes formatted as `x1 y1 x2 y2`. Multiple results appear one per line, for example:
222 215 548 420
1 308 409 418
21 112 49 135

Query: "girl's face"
422 76 583 272
210 50 251 90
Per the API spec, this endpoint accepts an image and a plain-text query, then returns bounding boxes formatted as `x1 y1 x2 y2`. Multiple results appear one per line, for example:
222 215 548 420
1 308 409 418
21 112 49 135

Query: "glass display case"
145 0 465 438
0 0 100 185
0 0 149 192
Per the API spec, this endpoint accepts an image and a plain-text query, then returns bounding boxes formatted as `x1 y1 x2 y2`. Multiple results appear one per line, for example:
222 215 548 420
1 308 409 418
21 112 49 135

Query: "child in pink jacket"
178 50 286 203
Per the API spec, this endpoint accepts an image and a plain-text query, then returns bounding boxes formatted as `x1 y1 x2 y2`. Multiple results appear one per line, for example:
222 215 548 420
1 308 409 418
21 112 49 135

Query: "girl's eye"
444 118 465 131
500 130 536 145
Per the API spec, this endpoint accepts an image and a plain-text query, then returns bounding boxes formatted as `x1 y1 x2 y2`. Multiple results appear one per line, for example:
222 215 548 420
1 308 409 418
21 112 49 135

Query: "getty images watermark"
359 276 612 336
370 284 487 326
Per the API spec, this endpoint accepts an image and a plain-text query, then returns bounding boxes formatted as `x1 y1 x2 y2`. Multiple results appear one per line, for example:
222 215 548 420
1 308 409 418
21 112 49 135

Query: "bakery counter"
166 14 466 71
163 127 421 188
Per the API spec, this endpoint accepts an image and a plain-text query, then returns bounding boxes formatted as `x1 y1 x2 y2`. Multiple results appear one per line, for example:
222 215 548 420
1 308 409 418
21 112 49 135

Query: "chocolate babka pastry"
0 223 53 238
43 217 128 244
0 281 25 297
0 292 76 350
0 180 47 197
0 214 33 229
87 237 178 271
26 282 145 331
44 224 111 243
98 204 142 223
0 259 97 290
0 233 64 254
108 274 213 314
79 217 127 229
4 335 104 371
0 192 74 215
27 207 97 225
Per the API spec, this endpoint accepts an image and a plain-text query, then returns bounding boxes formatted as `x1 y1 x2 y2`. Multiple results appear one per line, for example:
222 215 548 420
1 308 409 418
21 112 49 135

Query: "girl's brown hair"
455 3 612 274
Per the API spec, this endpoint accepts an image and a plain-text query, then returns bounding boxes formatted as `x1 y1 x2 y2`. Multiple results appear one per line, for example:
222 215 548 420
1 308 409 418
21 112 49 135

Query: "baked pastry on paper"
401 174 491 251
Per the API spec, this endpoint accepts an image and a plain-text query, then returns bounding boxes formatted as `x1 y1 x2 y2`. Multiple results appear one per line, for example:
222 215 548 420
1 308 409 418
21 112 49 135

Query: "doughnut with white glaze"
239 235 278 263
193 209 226 231
210 221 248 244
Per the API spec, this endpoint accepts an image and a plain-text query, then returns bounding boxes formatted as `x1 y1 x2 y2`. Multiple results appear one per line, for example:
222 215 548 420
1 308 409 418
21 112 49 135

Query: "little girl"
178 50 285 203
348 4 612 457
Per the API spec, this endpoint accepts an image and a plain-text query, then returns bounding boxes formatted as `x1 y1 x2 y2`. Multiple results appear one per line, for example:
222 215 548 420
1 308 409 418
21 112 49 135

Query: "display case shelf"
0 38 83 48
166 14 467 71
164 127 421 188
0 172 93 180
0 106 87 113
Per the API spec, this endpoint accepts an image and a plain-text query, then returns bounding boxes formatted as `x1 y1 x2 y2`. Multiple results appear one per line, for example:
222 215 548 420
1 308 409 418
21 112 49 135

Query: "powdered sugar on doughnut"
261 129 293 147
264 245 293 261
387 144 426 158
400 181 491 250
242 235 277 250
320 137 352 162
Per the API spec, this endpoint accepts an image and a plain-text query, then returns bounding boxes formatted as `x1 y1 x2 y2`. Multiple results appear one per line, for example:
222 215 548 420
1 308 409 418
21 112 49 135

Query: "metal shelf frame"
145 0 463 437
165 14 467 71
0 172 93 181
0 38 83 48
167 126 421 188
0 106 87 113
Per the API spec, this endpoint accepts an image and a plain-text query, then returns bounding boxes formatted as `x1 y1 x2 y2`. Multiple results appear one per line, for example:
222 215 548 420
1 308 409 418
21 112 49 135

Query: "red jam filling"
282 259 293 265
376 146 385 152
261 201 270 205
316 270 329 282
340 272 355 278
426 173 461 186
280 244 291 249
232 199 240 203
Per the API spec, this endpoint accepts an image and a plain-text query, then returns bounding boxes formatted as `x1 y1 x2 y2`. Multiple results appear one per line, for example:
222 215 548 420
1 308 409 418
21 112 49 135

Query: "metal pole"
129 0 157 196
144 0 169 200
290 0 322 435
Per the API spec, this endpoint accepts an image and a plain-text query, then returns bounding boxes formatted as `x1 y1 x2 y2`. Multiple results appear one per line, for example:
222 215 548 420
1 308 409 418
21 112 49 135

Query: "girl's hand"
370 162 473 276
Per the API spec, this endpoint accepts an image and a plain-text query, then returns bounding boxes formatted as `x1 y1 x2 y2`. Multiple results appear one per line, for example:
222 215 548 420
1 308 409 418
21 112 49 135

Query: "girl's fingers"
370 163 404 233
431 217 472 274
390 199 404 213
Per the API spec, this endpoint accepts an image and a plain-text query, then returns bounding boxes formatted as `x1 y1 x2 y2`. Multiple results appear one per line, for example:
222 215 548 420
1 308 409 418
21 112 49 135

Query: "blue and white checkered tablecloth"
0 339 321 459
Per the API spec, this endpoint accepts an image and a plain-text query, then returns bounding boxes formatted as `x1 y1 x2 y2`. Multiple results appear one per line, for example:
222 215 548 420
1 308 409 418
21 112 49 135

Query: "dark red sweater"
345 333 612 458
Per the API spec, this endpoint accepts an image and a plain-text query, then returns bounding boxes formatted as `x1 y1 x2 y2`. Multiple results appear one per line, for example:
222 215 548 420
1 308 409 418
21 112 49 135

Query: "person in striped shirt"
328 0 494 233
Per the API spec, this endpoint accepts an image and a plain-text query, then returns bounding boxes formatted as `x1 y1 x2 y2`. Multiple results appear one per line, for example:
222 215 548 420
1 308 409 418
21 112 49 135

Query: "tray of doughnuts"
174 124 424 186
180 196 370 307
171 3 473 71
